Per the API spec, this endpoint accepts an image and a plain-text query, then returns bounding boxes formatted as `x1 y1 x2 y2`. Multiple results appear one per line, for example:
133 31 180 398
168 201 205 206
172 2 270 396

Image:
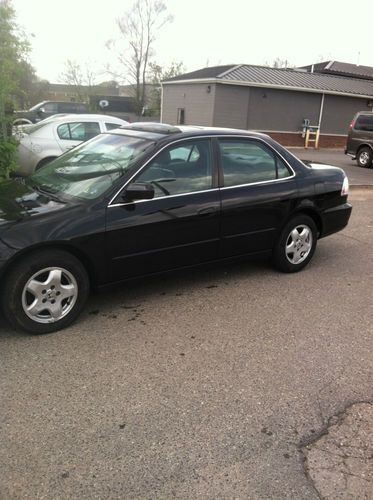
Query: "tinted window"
219 139 291 187
105 122 122 131
134 140 212 197
355 115 373 132
57 122 101 141
58 102 87 113
42 102 58 114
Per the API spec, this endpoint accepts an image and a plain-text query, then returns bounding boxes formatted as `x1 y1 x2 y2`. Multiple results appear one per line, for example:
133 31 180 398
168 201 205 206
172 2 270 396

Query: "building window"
177 108 185 125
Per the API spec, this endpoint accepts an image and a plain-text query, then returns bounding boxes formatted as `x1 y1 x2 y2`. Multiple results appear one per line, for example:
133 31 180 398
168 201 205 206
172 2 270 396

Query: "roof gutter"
162 77 373 99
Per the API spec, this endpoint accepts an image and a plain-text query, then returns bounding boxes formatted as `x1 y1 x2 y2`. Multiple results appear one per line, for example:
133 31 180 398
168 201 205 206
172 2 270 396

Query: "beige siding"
161 83 216 125
213 85 250 129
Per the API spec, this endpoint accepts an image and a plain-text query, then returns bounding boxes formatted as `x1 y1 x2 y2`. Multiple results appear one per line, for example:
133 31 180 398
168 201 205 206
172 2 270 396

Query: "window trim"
108 135 296 207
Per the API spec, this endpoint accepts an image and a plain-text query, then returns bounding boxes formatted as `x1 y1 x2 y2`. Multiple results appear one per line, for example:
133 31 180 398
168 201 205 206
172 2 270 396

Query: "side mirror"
123 182 154 201
37 107 46 115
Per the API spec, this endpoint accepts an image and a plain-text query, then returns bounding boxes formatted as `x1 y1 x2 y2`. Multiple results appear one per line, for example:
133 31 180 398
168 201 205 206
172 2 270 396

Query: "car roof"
109 122 269 141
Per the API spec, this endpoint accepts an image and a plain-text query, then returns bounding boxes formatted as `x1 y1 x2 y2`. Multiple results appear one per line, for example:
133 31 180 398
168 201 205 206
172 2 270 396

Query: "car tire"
36 157 57 170
272 215 317 273
1 250 89 334
357 147 373 168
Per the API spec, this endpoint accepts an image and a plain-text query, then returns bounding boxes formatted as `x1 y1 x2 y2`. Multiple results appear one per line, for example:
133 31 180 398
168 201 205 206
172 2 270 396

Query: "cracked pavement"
302 402 373 499
0 190 373 499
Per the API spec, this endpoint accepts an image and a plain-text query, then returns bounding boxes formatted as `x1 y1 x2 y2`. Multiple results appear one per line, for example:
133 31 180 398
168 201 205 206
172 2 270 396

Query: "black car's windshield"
27 133 154 201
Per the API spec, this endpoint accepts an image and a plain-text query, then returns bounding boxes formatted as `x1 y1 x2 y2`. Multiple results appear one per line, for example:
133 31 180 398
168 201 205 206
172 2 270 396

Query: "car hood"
0 179 68 226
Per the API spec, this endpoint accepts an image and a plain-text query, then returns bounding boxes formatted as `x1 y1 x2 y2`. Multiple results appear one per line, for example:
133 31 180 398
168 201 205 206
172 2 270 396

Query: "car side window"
355 115 373 132
105 122 122 131
57 122 101 141
133 139 212 198
42 102 58 114
219 139 291 187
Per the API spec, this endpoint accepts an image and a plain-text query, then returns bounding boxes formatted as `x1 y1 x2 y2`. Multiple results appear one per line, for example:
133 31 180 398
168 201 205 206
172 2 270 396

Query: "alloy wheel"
22 267 78 323
285 225 313 265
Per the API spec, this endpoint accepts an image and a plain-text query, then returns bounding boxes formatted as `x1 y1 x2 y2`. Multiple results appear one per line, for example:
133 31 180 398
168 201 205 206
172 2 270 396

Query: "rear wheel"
357 147 373 168
272 215 317 273
13 118 33 126
2 250 89 334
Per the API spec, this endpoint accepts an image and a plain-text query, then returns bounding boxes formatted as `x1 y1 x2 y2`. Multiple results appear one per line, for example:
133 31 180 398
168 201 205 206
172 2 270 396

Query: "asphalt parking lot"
1 189 373 499
288 147 373 186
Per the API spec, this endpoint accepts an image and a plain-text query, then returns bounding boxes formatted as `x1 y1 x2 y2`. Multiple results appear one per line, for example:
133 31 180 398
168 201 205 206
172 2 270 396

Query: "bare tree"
59 59 98 102
264 58 294 69
107 0 173 115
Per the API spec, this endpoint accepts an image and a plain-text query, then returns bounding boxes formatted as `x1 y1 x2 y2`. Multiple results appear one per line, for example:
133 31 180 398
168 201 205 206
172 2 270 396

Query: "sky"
12 0 373 83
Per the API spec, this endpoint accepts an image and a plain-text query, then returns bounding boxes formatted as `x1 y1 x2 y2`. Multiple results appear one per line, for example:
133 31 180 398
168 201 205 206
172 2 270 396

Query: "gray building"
161 64 373 147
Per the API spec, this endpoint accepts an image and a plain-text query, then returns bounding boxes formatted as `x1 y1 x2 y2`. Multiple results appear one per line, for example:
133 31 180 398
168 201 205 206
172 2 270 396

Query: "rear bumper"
320 203 352 238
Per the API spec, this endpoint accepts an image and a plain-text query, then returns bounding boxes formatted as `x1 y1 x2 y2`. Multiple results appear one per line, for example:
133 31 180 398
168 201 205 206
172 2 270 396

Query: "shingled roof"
163 64 373 98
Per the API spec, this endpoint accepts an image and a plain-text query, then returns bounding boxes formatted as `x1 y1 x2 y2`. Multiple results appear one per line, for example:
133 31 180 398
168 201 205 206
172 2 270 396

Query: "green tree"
0 0 32 179
107 0 173 115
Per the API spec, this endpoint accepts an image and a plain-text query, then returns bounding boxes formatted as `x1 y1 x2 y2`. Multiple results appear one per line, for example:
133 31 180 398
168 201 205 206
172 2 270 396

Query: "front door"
105 138 221 281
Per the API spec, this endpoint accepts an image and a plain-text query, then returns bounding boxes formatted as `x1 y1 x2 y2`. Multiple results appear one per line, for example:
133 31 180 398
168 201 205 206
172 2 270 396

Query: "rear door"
105 138 221 281
217 137 298 257
55 121 102 153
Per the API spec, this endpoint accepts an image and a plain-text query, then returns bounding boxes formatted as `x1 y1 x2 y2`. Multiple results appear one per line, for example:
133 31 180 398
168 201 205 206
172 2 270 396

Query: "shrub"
0 137 18 180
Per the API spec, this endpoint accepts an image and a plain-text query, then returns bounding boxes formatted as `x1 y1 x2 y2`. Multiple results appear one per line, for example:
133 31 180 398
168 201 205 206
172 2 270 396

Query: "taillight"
341 176 349 196
349 119 355 129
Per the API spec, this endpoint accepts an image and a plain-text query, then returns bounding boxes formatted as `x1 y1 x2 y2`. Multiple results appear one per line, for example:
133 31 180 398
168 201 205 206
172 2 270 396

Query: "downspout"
160 84 163 123
318 93 325 131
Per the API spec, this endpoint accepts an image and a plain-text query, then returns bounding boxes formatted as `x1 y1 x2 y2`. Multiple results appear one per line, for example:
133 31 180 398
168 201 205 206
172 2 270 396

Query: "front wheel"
357 147 373 168
272 215 317 273
2 250 89 334
36 157 57 170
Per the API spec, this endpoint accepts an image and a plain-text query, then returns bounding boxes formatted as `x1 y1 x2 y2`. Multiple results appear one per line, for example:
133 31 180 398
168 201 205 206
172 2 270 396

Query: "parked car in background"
345 111 373 167
13 101 89 125
15 114 129 175
0 123 352 334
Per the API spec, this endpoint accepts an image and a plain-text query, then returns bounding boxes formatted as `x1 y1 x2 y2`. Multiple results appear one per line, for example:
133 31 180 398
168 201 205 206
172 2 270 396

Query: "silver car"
15 114 129 175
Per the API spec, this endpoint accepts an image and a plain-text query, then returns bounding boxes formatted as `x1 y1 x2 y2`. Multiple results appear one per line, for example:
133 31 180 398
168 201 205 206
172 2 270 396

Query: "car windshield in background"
27 134 154 201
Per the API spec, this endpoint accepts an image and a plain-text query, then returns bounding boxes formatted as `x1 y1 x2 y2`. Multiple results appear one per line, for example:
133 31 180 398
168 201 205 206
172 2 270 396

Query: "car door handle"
197 207 216 216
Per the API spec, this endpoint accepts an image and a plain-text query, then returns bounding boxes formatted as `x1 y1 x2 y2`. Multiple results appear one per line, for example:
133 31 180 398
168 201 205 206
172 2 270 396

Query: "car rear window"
105 122 122 131
355 115 373 131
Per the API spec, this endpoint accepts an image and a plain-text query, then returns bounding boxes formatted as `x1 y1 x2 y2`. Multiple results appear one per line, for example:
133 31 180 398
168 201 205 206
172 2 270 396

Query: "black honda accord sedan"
0 123 352 333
